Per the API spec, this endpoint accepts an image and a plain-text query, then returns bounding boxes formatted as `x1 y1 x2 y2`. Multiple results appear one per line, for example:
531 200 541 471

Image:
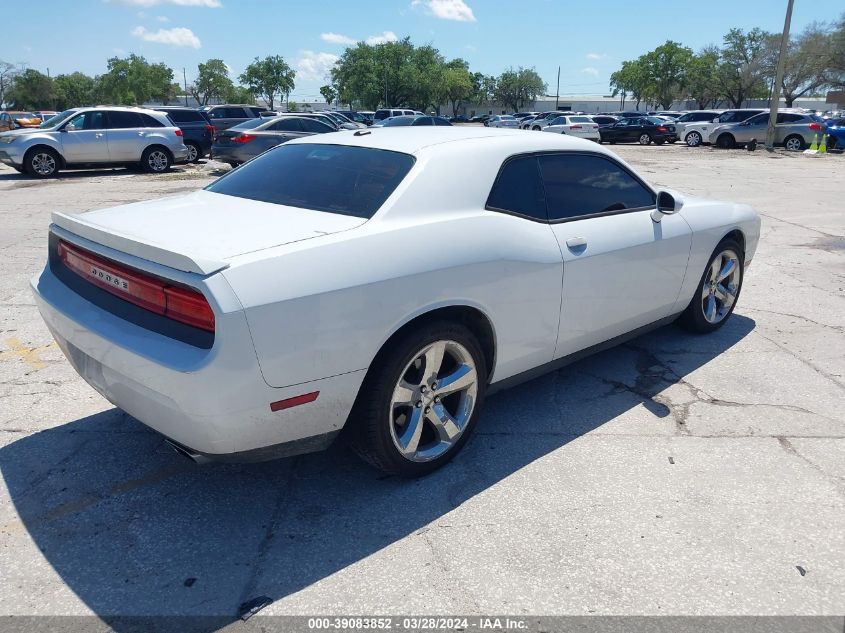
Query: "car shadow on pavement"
0 316 755 629
0 167 193 182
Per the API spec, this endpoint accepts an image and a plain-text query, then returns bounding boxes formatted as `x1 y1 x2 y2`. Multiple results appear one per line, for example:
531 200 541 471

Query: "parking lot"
0 143 843 622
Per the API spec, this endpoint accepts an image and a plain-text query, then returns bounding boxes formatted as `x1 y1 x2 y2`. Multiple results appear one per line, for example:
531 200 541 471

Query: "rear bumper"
210 145 256 163
31 261 365 459
172 145 190 164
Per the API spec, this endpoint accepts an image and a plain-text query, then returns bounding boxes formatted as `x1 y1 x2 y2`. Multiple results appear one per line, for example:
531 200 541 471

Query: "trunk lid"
52 190 366 275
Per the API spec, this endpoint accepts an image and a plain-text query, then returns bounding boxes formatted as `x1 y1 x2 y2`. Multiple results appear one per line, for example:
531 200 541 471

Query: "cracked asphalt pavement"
0 146 843 622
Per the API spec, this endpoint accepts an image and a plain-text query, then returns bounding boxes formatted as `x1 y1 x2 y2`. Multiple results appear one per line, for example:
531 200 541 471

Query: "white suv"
0 106 189 177
373 108 416 123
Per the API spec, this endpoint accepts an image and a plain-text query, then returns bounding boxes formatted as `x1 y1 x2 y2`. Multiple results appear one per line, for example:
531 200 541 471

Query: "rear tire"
686 131 702 147
783 135 805 151
347 321 488 477
678 238 744 334
184 141 201 163
638 133 651 145
141 146 172 173
24 147 60 178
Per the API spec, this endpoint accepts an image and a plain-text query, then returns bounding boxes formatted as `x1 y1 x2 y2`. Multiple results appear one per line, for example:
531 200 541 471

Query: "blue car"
824 118 845 150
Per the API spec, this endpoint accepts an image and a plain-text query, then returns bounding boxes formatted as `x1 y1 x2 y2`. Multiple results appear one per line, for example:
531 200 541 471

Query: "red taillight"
232 134 255 143
570 125 582 129
205 124 215 134
57 240 215 333
174 128 183 137
656 126 668 132
808 122 822 131
270 391 320 412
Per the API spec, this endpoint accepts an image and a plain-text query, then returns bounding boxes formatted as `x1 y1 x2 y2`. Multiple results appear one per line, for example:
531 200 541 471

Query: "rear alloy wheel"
25 148 59 178
184 142 200 163
142 147 172 173
784 135 805 151
686 131 702 147
679 238 744 333
716 134 735 149
348 321 487 477
639 133 652 145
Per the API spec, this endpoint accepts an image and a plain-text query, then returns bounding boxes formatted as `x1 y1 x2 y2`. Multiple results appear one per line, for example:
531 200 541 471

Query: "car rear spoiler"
51 211 229 276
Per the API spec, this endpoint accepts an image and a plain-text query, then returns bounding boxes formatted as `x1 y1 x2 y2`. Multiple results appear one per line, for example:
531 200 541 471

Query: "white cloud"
294 50 340 82
109 0 221 7
321 32 356 45
411 0 475 22
131 26 202 48
366 30 398 45
581 67 599 77
585 52 606 60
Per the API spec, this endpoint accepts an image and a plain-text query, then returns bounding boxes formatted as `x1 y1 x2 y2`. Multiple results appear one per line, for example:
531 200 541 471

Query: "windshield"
205 144 416 219
38 109 77 129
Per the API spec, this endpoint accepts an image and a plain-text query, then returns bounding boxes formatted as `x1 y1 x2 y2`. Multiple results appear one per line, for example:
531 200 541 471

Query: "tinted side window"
486 156 546 221
108 111 143 128
247 107 265 117
270 118 302 132
413 117 433 126
139 114 164 127
539 154 655 221
300 118 333 133
433 117 451 126
163 109 203 123
778 113 802 123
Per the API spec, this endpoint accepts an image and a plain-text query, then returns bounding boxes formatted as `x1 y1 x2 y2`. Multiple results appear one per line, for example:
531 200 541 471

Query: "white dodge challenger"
32 128 760 476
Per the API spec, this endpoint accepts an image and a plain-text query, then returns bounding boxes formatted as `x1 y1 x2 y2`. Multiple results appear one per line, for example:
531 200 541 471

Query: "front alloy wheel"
639 133 651 145
28 150 58 177
686 131 702 147
679 238 744 333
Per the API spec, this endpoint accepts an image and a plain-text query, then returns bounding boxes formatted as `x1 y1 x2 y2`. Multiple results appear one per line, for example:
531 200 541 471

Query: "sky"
4 0 843 103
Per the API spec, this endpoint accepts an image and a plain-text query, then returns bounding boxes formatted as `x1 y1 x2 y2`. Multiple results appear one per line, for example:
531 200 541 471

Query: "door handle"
566 237 587 249
137 132 146 136
94 133 104 138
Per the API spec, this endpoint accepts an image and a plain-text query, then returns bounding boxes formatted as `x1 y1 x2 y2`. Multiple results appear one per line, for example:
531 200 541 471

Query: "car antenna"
354 129 371 136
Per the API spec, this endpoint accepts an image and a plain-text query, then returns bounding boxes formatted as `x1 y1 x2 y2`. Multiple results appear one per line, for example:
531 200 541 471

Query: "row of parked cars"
478 108 844 150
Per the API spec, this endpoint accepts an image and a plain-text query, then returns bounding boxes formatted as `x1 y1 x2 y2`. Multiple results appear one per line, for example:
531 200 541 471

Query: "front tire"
639 133 651 145
678 238 744 333
24 147 60 178
141 146 172 173
716 133 735 149
348 321 488 477
686 131 702 147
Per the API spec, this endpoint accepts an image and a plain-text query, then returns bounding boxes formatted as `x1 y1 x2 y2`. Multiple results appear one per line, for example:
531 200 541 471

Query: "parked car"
201 104 268 132
9 112 42 128
336 111 371 126
211 115 335 167
470 114 491 124
359 111 375 124
542 115 600 142
373 108 417 123
32 128 760 476
590 115 619 129
449 115 469 123
153 107 215 163
318 111 362 129
528 112 568 131
673 110 723 137
681 109 764 147
0 106 188 177
599 116 677 145
0 112 15 132
33 110 59 122
290 112 345 131
824 118 845 149
487 115 520 128
378 115 453 127
612 111 649 119
709 111 826 150
519 114 540 129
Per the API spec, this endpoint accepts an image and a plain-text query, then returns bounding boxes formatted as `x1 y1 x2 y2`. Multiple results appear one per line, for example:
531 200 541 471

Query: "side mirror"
652 190 684 222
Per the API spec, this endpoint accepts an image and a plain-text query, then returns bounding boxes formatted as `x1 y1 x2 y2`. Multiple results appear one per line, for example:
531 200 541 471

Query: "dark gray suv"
201 104 268 132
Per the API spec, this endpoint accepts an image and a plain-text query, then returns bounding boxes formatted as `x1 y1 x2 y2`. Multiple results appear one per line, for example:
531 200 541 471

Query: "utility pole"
555 66 560 111
765 0 794 151
183 68 189 106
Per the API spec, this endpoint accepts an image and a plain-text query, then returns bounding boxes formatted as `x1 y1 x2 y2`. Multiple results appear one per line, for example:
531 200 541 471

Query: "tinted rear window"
162 109 204 123
205 144 415 219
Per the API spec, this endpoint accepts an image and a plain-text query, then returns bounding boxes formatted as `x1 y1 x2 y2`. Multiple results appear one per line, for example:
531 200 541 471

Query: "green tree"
766 23 836 107
610 59 649 109
0 60 20 109
685 46 721 109
715 28 771 107
239 55 295 111
287 100 299 112
225 84 256 105
492 67 546 111
443 59 474 115
54 72 97 109
6 69 57 109
320 84 337 105
98 54 175 105
642 41 694 109
189 59 233 106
